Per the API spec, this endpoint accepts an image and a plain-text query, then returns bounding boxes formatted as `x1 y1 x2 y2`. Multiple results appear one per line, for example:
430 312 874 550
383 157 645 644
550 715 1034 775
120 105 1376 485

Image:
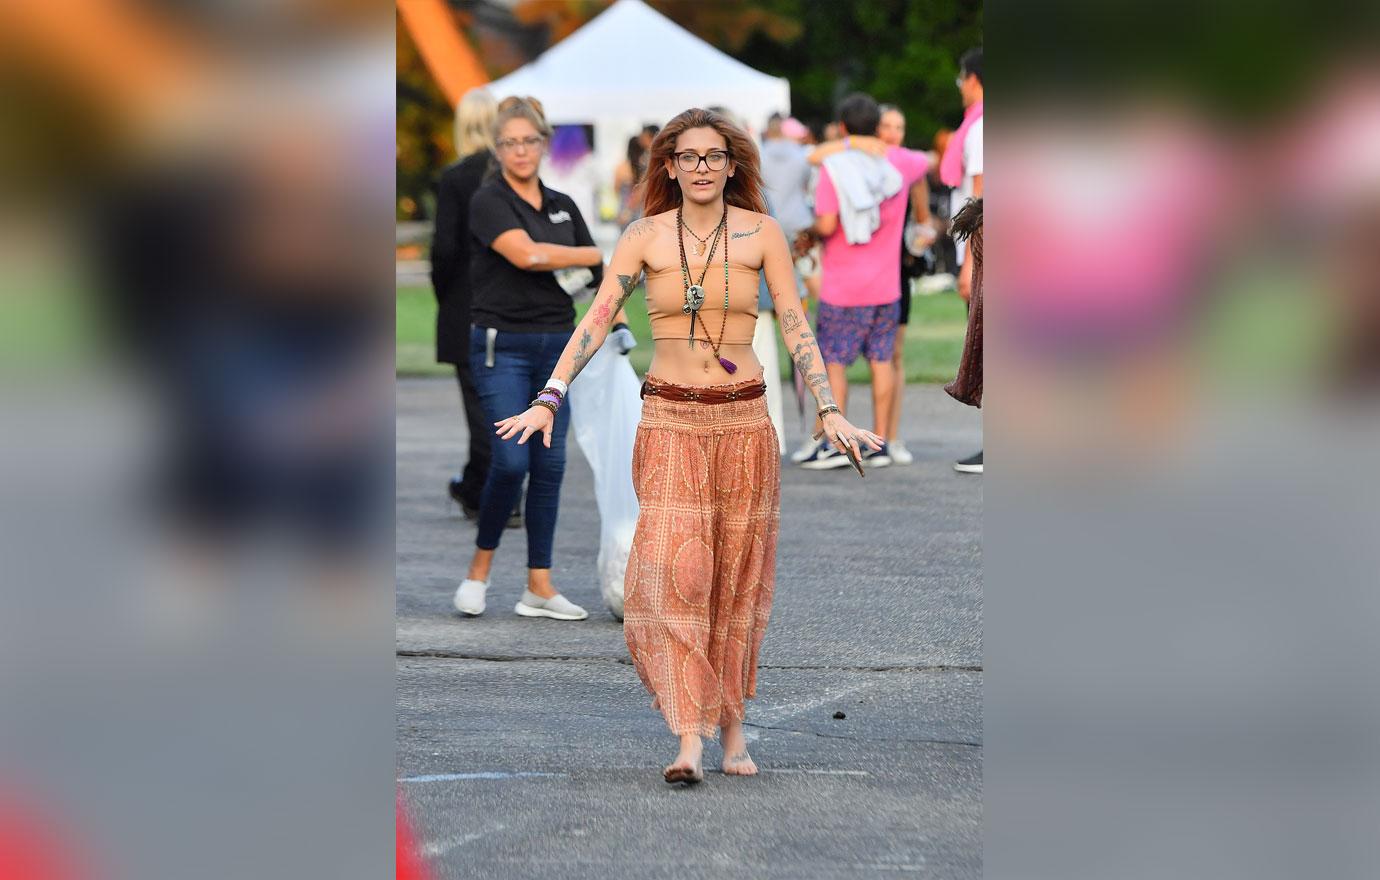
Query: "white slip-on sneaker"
890 439 915 465
789 437 820 464
453 579 488 616
515 590 589 621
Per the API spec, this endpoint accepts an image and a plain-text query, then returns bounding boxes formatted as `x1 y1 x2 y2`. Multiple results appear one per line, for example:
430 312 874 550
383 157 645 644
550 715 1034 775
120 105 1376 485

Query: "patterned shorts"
816 301 901 366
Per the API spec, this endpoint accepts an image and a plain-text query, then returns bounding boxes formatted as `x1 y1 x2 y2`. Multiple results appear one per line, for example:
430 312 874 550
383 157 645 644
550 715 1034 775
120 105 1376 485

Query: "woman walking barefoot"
494 109 880 784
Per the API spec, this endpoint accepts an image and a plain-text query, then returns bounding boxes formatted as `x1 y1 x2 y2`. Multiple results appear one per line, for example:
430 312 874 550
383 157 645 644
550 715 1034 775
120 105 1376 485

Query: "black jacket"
430 151 494 364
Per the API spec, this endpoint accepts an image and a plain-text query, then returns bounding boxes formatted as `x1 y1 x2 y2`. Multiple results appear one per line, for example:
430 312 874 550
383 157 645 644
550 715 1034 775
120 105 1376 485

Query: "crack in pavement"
397 650 981 674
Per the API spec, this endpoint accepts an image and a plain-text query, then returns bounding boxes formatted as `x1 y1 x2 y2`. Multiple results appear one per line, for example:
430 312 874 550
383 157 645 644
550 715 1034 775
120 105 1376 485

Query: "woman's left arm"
760 217 883 456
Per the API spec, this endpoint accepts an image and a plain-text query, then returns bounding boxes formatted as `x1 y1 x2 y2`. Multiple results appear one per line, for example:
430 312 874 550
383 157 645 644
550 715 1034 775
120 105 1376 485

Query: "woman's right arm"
489 228 602 271
493 218 654 447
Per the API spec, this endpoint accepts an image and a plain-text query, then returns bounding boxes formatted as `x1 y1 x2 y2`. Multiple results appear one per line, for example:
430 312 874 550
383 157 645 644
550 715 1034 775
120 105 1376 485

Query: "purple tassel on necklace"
718 356 737 375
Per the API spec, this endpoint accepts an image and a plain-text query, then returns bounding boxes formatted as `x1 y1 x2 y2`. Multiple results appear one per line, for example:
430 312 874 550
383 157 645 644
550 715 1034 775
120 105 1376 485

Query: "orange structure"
396 0 489 106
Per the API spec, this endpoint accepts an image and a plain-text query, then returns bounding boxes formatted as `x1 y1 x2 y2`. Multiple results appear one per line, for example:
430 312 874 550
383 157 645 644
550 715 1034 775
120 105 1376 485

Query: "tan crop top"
644 262 761 346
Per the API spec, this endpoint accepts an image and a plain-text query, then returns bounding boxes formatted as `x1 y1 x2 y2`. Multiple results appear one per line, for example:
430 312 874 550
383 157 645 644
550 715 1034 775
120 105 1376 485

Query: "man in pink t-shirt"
798 93 929 470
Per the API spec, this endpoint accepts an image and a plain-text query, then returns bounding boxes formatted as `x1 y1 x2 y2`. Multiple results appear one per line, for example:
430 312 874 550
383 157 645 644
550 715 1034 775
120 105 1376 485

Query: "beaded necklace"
676 205 737 374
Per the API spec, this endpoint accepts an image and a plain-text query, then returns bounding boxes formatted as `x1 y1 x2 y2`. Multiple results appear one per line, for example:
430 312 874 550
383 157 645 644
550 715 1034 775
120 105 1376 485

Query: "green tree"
739 0 982 146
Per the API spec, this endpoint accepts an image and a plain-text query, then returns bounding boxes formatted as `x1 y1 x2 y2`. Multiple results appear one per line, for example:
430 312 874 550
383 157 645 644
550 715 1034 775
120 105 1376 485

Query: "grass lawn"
397 281 968 384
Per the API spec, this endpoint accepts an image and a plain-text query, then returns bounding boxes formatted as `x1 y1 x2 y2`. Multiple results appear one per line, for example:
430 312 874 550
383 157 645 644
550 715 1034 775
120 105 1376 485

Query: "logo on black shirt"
547 209 572 224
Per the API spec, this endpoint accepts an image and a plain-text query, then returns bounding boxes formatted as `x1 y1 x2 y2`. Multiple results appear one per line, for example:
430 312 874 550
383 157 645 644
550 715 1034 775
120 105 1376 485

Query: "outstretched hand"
814 412 884 457
495 406 555 447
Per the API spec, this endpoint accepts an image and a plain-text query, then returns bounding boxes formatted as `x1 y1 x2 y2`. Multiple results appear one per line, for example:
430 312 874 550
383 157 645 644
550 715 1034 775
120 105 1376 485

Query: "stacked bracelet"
530 398 558 416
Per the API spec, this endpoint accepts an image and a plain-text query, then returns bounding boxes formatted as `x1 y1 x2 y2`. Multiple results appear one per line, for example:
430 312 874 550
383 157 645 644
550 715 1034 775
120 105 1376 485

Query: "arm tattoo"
623 218 656 240
566 328 594 381
616 273 639 309
592 273 640 328
591 299 612 326
790 338 835 407
780 308 803 334
731 221 763 240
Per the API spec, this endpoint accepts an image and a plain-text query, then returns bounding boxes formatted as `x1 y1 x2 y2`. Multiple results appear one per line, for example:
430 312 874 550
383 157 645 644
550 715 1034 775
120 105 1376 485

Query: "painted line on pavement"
399 771 565 783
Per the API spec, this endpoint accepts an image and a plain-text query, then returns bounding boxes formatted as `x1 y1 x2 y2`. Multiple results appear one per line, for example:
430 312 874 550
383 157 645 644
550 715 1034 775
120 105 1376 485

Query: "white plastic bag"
567 338 642 620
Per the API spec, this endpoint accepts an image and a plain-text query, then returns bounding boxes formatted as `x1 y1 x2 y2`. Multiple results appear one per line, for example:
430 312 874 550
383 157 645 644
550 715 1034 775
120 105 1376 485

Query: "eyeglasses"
496 136 545 153
675 150 729 172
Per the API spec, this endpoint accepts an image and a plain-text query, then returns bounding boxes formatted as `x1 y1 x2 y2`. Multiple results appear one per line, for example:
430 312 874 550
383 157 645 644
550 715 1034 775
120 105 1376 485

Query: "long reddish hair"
640 108 767 217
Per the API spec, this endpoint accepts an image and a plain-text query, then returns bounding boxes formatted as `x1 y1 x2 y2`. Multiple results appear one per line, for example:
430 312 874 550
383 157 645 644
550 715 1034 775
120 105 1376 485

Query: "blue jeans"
469 326 571 569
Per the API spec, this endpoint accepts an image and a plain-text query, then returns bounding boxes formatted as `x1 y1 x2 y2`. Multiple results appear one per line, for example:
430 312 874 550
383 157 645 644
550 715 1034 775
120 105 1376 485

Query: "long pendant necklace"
677 205 736 375
677 205 725 347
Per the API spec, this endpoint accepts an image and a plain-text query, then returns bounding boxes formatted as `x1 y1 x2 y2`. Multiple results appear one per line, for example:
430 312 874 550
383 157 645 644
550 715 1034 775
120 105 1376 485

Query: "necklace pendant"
691 242 703 257
718 356 738 375
683 284 705 314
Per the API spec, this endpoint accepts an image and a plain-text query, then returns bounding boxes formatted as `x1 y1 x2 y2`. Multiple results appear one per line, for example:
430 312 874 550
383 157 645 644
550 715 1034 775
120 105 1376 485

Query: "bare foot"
720 721 758 776
663 734 704 785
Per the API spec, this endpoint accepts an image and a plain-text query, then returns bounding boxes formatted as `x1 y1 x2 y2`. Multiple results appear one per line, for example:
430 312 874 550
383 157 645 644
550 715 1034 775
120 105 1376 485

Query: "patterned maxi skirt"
623 374 781 738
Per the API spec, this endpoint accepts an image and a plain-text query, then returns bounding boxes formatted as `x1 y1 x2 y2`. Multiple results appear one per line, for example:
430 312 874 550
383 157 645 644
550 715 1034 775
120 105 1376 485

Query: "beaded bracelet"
535 391 562 410
529 398 558 416
538 386 564 400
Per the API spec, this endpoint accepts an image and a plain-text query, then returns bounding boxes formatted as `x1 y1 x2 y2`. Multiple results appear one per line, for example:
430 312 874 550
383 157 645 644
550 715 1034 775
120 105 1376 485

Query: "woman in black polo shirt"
452 96 612 622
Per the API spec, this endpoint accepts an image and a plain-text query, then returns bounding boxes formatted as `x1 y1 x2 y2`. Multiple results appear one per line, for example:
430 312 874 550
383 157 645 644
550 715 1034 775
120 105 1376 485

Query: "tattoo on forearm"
731 221 763 240
809 370 835 406
567 328 594 380
591 299 612 326
591 273 640 328
790 338 835 407
781 309 802 334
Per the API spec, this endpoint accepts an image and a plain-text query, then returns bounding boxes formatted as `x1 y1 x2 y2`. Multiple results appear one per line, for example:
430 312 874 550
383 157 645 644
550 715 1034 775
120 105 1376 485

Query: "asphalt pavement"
396 376 983 879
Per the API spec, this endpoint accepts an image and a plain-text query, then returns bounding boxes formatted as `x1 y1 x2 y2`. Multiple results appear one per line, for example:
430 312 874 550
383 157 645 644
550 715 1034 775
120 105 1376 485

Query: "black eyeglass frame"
674 150 731 172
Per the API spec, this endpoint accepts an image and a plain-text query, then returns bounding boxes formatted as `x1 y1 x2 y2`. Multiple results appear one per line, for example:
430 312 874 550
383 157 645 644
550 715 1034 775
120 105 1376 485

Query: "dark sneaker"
449 478 480 520
954 450 983 474
798 440 851 470
862 441 892 468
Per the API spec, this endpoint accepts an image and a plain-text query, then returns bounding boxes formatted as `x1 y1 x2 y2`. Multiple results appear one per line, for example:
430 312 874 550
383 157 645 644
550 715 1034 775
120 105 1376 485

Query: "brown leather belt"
640 379 766 404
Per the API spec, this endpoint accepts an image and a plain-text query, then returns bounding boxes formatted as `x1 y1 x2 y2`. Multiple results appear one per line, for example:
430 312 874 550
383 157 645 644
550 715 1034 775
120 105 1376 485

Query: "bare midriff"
648 340 761 386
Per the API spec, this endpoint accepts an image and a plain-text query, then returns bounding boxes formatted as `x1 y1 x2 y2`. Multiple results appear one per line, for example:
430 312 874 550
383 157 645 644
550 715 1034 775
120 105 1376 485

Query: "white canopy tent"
486 0 791 231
